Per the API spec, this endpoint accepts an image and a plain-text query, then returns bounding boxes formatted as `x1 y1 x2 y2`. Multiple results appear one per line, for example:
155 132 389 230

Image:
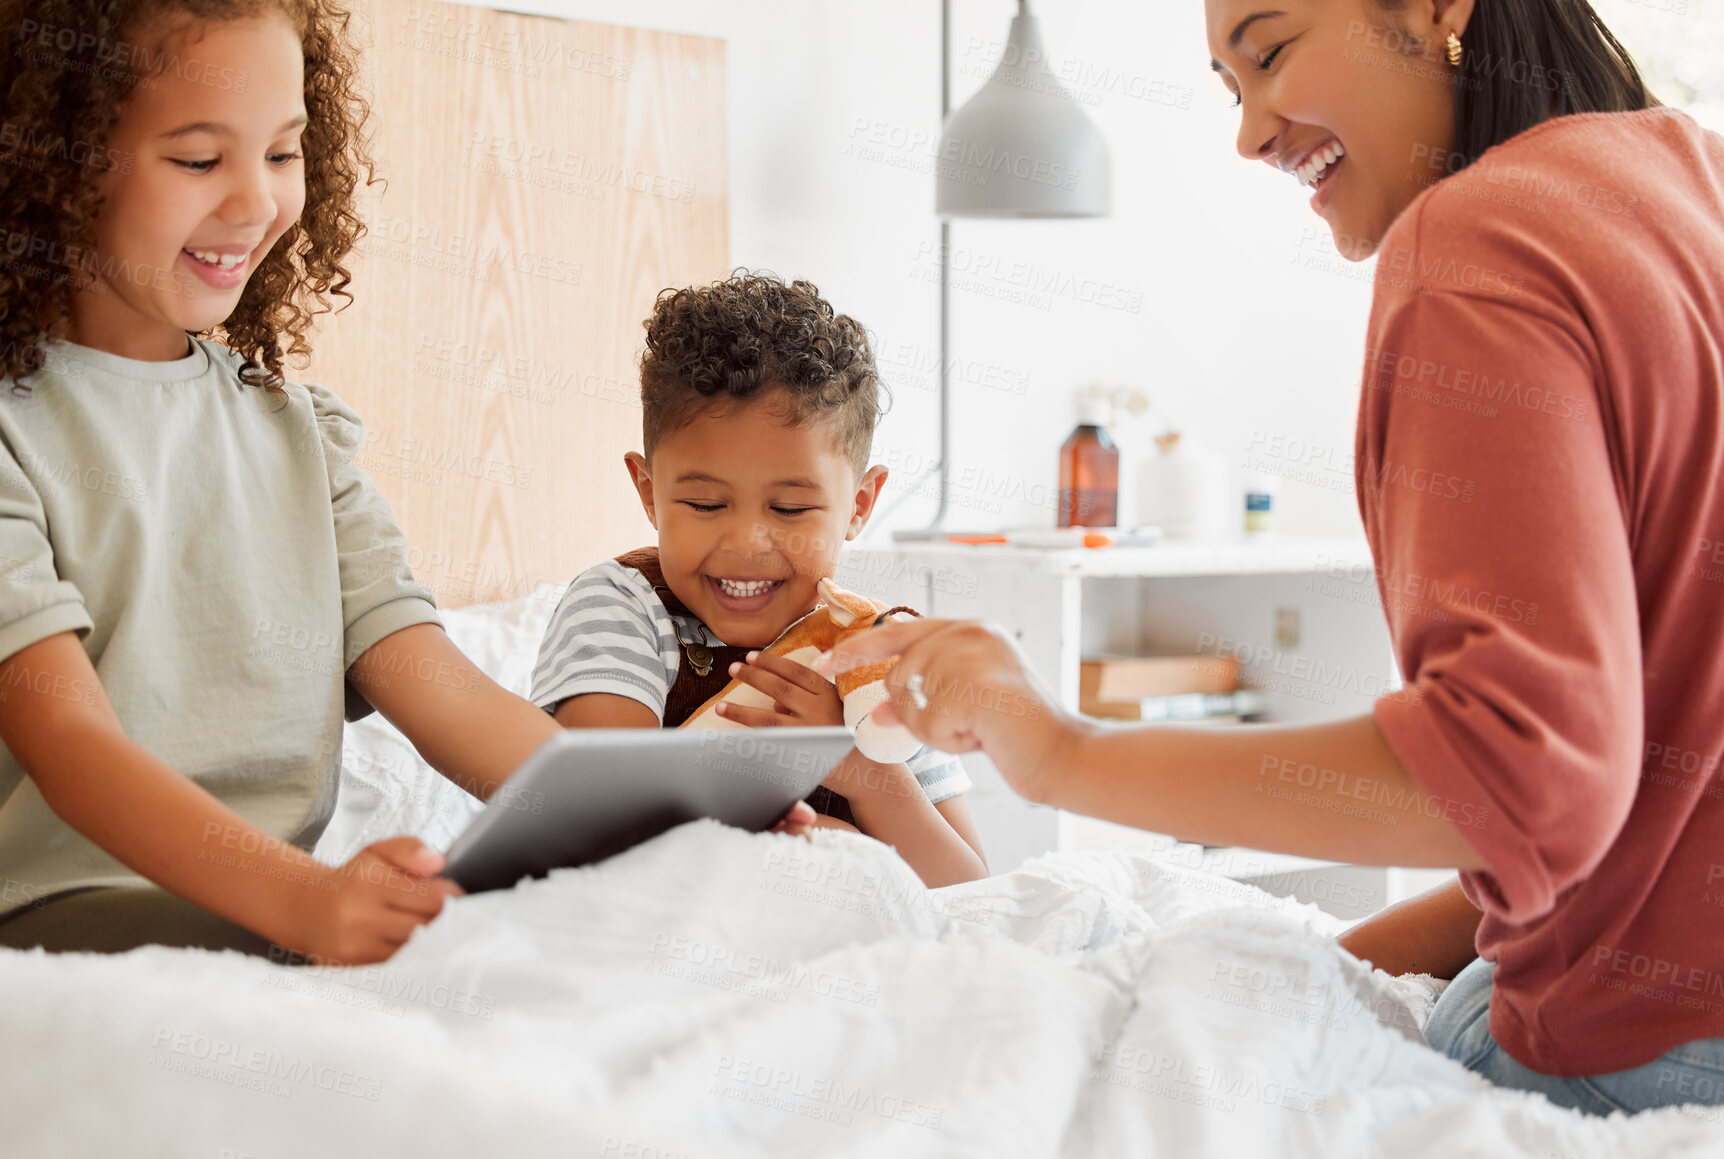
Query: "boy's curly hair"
0 0 372 389
640 270 885 476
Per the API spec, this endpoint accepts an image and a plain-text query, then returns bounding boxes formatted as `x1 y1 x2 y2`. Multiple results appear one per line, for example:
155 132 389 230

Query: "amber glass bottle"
1057 394 1119 528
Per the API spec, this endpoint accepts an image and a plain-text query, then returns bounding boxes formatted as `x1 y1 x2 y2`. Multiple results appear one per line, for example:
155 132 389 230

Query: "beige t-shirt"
0 337 440 916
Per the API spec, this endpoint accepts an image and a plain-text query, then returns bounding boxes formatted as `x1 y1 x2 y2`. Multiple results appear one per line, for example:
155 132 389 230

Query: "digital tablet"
442 726 856 893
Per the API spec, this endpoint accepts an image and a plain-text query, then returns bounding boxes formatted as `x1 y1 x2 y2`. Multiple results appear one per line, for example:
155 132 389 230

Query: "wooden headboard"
305 0 728 607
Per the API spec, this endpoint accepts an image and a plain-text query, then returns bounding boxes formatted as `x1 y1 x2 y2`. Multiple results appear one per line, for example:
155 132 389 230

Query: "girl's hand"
291 837 464 965
714 651 845 728
814 619 1076 806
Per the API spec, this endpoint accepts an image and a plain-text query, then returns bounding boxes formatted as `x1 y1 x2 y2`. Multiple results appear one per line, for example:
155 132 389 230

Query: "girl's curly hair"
0 0 373 390
640 270 886 476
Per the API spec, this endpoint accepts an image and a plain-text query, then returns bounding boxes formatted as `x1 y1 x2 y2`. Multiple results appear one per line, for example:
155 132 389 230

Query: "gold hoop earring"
1446 31 1463 67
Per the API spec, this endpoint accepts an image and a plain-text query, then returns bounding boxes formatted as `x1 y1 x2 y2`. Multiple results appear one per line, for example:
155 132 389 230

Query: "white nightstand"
841 537 1453 918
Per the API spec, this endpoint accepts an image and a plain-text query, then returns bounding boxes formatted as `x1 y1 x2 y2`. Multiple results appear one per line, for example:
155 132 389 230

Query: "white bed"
3 589 1721 1157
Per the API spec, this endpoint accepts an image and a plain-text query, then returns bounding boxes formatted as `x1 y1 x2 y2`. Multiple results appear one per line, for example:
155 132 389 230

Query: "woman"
820 0 1724 1118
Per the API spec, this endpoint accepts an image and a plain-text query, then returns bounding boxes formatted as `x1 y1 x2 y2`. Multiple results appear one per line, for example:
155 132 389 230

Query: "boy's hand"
714 652 845 728
769 803 860 841
803 814 861 834
289 837 463 965
768 799 820 839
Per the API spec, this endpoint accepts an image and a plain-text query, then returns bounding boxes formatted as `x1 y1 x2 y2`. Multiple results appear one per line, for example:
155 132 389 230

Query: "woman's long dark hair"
1390 0 1657 168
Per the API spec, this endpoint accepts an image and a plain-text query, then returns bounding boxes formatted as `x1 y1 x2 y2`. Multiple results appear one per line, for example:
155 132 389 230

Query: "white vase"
1137 433 1231 540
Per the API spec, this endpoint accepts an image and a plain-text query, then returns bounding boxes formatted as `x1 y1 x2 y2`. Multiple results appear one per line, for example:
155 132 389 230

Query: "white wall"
451 0 1721 542
444 0 1369 542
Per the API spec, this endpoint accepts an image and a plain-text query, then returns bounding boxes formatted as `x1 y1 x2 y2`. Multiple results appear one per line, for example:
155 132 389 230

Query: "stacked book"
1079 654 1265 723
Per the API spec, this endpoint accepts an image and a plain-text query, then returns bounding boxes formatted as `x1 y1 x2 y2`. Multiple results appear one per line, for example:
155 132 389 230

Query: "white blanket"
3 821 1721 1157
8 589 1719 1155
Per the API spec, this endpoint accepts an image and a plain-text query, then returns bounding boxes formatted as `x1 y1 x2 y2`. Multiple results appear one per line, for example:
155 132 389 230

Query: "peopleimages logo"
0 123 130 174
148 1028 382 1100
1365 346 1590 423
15 20 250 91
710 1056 944 1129
645 933 880 1007
1590 943 1724 1014
1374 243 1525 299
909 241 1145 314
1257 754 1491 830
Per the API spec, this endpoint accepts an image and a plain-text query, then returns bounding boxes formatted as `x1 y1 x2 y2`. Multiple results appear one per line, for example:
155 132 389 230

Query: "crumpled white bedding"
7 589 1720 1156
2 820 1721 1157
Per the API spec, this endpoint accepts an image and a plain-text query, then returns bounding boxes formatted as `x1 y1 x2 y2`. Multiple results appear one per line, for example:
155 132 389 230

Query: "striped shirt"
530 558 971 804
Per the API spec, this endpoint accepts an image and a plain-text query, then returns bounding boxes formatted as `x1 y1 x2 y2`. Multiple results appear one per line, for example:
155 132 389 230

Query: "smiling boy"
528 272 986 887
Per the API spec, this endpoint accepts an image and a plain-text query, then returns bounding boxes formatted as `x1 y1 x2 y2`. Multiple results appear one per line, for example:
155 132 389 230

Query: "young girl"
823 0 1724 1119
0 0 593 963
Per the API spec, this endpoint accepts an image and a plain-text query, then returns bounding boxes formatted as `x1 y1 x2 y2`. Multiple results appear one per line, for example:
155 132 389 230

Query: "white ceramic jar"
1136 432 1232 540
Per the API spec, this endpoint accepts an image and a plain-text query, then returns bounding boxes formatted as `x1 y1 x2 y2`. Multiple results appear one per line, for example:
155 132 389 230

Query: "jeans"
1425 957 1724 1118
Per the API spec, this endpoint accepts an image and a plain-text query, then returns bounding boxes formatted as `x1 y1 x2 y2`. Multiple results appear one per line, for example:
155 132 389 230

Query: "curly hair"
640 270 885 475
0 0 373 390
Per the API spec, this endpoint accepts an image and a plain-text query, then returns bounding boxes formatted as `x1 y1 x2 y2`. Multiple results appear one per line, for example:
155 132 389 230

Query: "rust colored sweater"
1356 108 1724 1075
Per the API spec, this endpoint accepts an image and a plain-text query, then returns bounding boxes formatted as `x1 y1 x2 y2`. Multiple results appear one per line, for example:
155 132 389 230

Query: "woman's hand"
714 651 845 728
289 837 464 965
814 619 1079 806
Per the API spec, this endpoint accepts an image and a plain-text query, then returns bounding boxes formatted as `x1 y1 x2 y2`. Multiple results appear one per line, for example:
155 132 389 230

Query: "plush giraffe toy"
680 577 924 764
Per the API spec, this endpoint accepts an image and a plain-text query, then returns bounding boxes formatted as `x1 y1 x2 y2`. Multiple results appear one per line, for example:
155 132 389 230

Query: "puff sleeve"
0 440 93 665
304 383 441 722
